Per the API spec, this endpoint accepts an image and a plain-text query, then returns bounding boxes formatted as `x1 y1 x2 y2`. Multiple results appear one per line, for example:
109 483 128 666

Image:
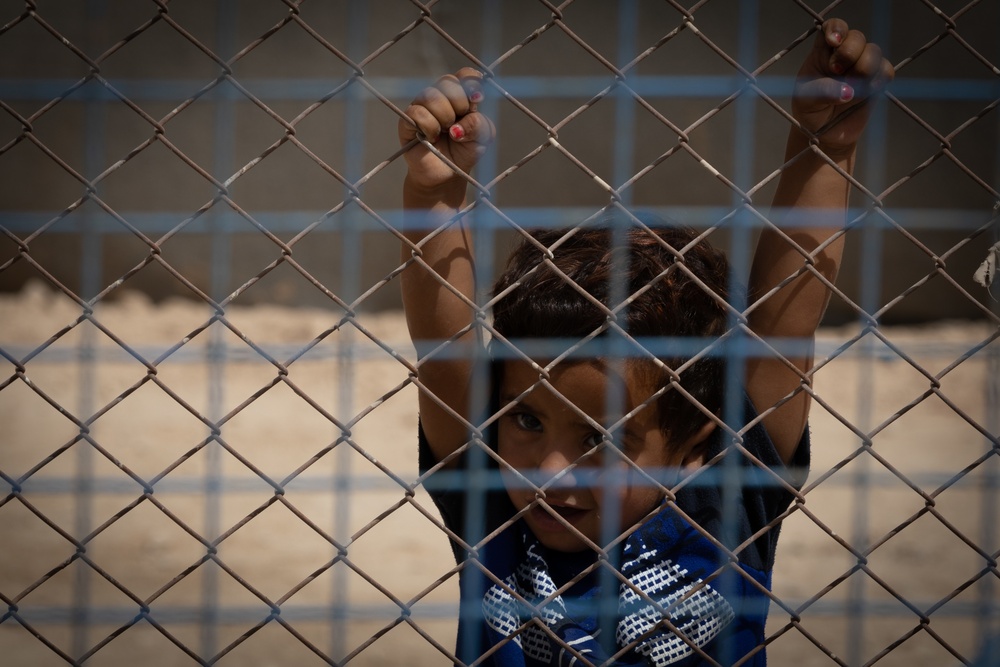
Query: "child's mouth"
530 502 587 529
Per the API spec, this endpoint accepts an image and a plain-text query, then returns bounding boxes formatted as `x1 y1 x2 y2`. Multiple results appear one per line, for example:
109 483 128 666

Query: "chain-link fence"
1 1 998 665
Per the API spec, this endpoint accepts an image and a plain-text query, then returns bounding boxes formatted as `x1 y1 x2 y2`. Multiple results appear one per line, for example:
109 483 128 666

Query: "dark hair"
490 214 733 448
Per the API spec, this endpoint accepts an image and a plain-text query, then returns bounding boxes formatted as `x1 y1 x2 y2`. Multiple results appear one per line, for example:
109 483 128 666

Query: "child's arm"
398 68 494 467
746 19 894 463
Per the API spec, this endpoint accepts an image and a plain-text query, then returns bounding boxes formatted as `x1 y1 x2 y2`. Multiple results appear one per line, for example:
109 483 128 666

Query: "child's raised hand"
399 67 494 200
792 18 894 156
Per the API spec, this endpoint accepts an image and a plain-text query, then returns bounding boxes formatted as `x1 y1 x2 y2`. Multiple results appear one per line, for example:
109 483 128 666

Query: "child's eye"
584 431 611 449
584 430 627 453
512 412 542 432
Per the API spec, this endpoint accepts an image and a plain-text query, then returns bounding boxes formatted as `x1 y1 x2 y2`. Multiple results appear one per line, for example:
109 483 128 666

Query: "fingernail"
831 31 843 45
831 61 845 75
840 83 854 102
449 124 465 141
469 91 484 104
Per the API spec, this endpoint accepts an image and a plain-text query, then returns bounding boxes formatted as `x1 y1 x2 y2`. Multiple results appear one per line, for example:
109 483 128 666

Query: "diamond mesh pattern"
1 1 998 665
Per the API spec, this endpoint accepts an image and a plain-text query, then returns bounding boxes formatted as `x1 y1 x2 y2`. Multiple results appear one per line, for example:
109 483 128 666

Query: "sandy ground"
1 281 998 666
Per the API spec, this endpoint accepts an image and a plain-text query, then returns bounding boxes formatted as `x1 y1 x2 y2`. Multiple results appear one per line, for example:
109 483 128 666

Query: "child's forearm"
749 131 852 339
745 19 891 461
745 130 854 460
400 177 479 459
396 68 493 463
400 178 477 350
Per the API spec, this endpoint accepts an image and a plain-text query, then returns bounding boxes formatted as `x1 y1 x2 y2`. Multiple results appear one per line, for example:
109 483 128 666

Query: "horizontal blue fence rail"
2 76 998 103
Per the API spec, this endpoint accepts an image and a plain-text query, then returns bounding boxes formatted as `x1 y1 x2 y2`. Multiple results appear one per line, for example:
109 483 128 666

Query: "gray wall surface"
1 0 998 324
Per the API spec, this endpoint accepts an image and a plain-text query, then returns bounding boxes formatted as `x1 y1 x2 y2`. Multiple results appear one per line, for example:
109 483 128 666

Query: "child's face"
497 359 688 553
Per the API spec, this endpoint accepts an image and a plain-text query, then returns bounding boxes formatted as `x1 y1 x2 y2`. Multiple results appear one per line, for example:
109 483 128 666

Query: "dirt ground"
1 281 998 666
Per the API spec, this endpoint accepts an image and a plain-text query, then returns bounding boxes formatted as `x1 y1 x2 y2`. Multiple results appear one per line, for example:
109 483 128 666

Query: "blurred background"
1 0 998 321
1 1 998 665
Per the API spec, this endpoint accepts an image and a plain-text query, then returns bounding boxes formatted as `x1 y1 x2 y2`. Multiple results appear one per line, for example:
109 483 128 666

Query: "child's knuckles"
437 77 471 114
400 106 422 139
398 124 418 147
414 84 439 107
839 30 868 60
398 109 419 136
406 104 443 141
463 113 495 146
419 87 458 128
455 66 483 82
828 31 865 75
853 44 884 79
436 73 461 87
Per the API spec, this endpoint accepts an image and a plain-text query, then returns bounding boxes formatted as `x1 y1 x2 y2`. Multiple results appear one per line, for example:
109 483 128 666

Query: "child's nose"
536 446 579 488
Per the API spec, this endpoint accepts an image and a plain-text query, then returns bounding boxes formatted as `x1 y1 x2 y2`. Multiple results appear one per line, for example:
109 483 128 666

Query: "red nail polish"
470 91 484 104
840 84 854 102
449 124 465 140
831 31 843 45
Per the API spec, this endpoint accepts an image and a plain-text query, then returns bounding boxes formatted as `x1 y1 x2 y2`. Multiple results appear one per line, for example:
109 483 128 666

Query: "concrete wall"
1 0 998 324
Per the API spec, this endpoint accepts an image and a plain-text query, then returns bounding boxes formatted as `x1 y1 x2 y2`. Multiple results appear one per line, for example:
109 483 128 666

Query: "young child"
398 18 893 667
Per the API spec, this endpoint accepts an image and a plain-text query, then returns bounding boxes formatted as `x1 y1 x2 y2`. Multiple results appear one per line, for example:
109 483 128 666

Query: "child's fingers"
399 99 444 145
871 55 896 92
455 67 485 105
435 74 472 117
854 43 884 79
794 18 891 145
399 68 486 146
813 20 893 100
821 18 849 49
434 69 486 121
828 29 868 76
447 110 495 148
413 85 459 137
794 77 857 111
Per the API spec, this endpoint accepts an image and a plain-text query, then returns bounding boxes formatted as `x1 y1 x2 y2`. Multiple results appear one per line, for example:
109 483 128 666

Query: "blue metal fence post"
202 0 239 657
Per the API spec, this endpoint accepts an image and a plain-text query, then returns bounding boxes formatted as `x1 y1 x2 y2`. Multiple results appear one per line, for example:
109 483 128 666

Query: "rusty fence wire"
1 0 999 665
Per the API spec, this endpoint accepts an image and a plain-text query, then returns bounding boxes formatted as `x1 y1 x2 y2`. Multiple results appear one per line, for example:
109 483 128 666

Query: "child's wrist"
786 129 857 169
816 142 857 166
403 174 467 210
